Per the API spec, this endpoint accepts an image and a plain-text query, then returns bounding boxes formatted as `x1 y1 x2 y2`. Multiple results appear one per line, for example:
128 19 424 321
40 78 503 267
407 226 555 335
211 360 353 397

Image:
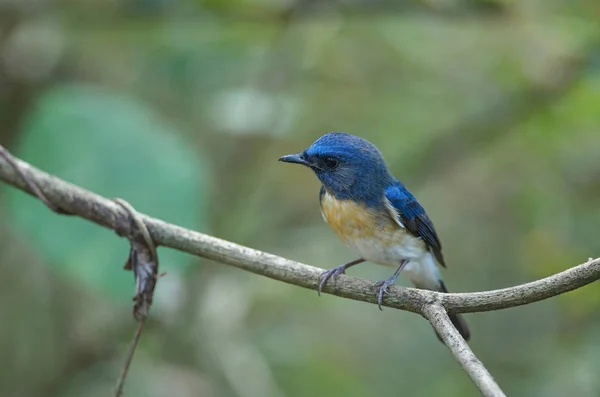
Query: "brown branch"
0 149 597 313
0 146 69 214
423 305 506 397
114 320 146 397
0 146 599 397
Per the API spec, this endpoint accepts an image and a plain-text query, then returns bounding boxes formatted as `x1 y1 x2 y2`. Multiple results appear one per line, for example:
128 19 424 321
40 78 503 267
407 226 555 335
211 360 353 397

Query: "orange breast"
320 191 396 242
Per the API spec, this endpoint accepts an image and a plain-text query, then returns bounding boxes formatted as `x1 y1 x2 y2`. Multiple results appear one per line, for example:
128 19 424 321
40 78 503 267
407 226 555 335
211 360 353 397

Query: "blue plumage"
304 132 392 205
279 132 470 342
385 182 446 267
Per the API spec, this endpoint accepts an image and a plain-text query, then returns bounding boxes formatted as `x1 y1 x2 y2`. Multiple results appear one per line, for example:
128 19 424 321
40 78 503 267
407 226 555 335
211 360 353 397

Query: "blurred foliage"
0 0 599 396
6 84 209 300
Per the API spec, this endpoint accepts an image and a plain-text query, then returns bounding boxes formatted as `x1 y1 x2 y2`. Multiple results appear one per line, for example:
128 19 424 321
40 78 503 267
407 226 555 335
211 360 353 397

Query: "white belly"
348 234 442 291
348 233 425 266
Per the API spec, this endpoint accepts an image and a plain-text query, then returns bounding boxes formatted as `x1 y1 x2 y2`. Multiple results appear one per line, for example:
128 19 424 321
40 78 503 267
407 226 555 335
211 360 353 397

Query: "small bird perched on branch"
279 132 470 342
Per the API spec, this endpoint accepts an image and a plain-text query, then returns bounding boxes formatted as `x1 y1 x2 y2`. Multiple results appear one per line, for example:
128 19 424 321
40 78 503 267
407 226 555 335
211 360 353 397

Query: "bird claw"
374 277 396 311
317 266 348 296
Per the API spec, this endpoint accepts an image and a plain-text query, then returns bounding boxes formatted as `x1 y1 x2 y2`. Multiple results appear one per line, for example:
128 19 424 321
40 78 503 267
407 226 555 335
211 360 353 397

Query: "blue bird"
279 132 470 341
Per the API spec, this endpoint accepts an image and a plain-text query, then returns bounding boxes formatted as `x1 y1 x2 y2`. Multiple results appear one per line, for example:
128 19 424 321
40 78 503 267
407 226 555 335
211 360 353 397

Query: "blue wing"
385 181 446 268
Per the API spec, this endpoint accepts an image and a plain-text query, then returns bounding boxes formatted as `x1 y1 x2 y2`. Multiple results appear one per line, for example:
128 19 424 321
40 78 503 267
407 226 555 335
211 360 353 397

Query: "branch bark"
423 305 506 397
1 148 599 397
0 151 598 313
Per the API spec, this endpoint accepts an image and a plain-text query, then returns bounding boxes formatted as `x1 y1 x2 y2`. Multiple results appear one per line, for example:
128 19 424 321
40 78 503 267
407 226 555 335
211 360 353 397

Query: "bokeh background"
1 0 599 396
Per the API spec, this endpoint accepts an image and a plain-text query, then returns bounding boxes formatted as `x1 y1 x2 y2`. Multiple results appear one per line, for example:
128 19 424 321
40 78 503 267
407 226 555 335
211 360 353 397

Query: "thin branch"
112 198 161 395
114 320 146 397
423 305 506 397
439 260 600 313
0 149 598 315
0 145 69 214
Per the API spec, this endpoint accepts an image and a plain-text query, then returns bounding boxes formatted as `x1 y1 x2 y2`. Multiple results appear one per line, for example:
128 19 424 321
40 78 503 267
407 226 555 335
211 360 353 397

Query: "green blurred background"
1 0 599 396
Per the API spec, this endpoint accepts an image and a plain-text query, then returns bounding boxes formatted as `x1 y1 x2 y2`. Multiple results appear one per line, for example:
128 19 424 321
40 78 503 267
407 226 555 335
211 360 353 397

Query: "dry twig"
0 145 70 214
423 305 506 397
112 198 161 396
114 321 146 397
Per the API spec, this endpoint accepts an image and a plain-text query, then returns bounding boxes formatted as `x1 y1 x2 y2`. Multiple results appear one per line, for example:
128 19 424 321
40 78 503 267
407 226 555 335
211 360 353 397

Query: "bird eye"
323 156 339 169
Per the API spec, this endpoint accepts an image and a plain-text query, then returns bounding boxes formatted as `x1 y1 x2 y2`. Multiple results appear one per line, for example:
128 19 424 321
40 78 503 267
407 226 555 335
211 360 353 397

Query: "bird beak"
278 153 309 166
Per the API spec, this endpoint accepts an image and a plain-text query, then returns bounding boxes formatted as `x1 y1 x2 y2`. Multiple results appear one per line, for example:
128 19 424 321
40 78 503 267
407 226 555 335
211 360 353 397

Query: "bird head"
279 132 392 202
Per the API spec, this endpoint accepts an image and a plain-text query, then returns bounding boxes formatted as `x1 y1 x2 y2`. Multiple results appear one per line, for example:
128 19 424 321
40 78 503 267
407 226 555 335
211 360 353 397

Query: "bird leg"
318 258 365 296
374 259 408 310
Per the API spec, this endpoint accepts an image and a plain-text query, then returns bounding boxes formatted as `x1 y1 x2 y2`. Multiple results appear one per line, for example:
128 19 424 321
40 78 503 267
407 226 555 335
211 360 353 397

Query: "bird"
279 132 470 342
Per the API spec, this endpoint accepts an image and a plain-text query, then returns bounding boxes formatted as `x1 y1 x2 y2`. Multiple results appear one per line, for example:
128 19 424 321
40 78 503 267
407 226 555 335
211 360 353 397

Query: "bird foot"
317 265 348 296
374 276 398 311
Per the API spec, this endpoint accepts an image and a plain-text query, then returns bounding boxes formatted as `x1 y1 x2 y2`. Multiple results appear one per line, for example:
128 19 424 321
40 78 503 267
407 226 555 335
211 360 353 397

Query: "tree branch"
423 305 506 397
0 147 599 396
0 150 598 313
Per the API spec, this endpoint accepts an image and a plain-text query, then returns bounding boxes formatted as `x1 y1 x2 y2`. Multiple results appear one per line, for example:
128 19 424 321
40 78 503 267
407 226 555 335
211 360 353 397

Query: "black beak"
279 153 309 166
